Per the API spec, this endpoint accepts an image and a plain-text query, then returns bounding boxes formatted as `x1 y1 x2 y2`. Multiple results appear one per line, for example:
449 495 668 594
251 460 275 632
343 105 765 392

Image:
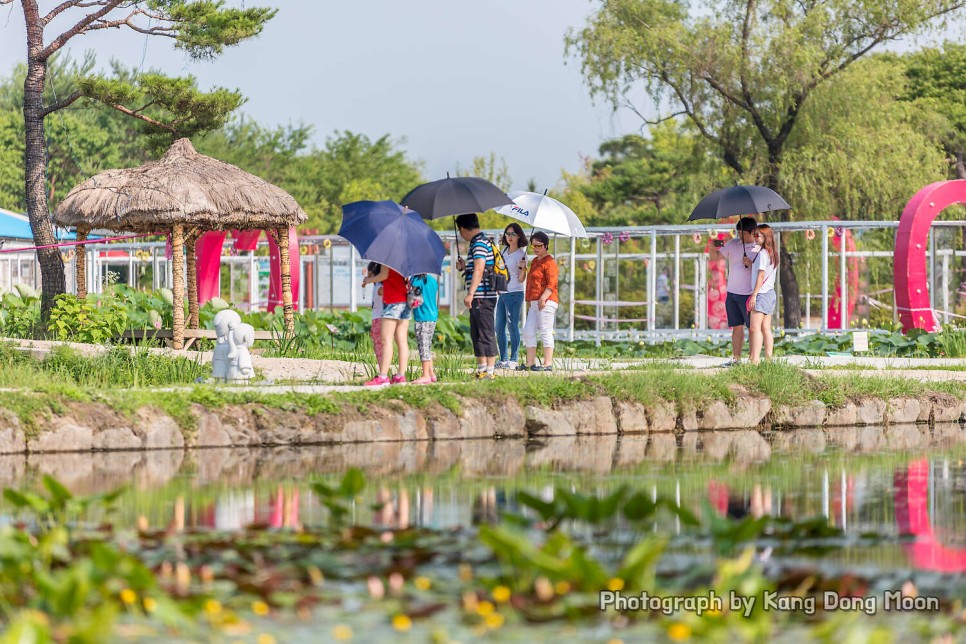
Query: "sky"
0 0 643 192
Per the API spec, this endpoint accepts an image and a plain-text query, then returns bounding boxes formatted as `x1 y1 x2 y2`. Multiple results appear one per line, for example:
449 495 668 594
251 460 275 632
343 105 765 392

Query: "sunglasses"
505 231 518 237
531 243 545 249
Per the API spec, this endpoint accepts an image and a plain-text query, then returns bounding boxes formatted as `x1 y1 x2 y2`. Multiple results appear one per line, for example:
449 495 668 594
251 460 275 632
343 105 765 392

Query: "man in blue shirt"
456 213 498 379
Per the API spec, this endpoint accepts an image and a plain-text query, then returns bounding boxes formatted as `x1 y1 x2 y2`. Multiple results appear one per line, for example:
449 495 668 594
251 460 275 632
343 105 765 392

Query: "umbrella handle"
453 220 463 262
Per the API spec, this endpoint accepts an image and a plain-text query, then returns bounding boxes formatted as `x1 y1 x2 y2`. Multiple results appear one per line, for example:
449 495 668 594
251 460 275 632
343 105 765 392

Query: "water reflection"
894 459 966 573
3 423 966 578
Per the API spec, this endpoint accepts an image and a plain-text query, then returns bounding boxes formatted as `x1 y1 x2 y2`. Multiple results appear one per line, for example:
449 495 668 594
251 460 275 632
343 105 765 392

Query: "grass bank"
1 351 965 436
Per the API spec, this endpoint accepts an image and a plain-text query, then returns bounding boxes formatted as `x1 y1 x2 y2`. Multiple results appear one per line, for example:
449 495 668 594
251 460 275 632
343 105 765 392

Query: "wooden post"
186 230 200 329
277 227 294 333
75 225 89 299
171 224 185 350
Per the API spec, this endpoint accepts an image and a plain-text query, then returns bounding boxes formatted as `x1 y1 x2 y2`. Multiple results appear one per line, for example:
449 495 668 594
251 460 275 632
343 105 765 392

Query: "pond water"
4 424 966 641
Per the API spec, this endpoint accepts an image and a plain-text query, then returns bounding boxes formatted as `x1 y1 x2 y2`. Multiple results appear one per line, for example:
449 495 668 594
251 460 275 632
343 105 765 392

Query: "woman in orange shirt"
518 231 558 372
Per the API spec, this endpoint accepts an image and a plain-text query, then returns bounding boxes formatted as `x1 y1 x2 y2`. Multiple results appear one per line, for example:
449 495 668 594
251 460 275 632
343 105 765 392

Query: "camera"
712 239 725 248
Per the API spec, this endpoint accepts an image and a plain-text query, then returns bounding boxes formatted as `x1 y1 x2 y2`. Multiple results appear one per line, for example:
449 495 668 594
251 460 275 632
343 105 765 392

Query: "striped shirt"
464 232 497 298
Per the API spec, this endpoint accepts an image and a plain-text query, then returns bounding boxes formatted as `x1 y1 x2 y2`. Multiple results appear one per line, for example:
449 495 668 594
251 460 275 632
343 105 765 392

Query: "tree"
781 56 948 222
0 0 275 317
902 42 966 180
456 152 513 229
567 0 966 327
581 121 722 225
294 131 423 232
461 152 512 192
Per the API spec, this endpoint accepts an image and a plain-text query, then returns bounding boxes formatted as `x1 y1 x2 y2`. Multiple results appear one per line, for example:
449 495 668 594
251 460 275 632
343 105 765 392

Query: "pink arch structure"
895 180 966 333
195 228 300 312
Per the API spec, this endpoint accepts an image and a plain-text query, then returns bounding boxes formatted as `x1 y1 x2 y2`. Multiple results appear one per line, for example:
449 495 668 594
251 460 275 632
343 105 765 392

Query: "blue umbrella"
339 200 447 277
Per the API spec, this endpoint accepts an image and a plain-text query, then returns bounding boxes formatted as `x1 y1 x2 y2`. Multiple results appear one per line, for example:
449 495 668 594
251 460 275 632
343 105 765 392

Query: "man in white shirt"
708 217 759 366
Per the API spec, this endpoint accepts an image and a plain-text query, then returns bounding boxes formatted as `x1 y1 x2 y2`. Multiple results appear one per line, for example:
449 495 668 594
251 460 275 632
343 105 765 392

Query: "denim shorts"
381 302 412 320
753 290 777 315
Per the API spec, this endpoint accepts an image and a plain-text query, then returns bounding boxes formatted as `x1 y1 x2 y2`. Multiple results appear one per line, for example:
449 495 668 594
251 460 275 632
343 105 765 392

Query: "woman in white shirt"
747 225 779 365
495 223 528 369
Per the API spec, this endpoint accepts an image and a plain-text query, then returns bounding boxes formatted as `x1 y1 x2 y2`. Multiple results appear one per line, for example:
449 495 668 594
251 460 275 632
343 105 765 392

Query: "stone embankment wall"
4 422 966 493
0 390 963 455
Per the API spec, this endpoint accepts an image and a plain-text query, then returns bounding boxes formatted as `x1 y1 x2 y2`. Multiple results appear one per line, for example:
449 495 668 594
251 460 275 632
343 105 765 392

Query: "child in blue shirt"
409 273 439 384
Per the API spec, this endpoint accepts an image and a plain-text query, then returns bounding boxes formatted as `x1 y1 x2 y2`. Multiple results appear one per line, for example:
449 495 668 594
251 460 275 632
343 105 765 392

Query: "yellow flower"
667 623 691 641
204 599 223 615
307 566 325 586
392 614 413 632
607 640 623 644
251 600 270 616
492 585 511 603
607 578 625 592
143 597 157 613
257 635 276 644
554 581 571 595
484 612 505 629
414 576 432 591
119 588 137 605
332 625 353 641
476 601 495 616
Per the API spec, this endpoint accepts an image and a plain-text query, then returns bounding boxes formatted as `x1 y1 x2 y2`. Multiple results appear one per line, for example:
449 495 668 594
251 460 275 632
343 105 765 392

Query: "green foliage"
47 293 127 344
0 343 209 392
902 41 966 176
581 123 723 224
516 485 697 532
197 124 424 233
310 469 366 528
79 73 244 151
781 57 948 221
155 1 277 60
0 286 41 338
0 477 182 643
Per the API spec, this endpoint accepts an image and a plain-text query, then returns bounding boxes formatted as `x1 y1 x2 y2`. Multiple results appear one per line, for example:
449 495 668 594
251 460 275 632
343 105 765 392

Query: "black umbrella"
688 185 791 221
401 174 513 220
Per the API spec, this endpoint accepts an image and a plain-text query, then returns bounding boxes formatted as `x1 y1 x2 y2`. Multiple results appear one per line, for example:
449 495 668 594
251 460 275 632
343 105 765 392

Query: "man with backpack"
455 213 504 380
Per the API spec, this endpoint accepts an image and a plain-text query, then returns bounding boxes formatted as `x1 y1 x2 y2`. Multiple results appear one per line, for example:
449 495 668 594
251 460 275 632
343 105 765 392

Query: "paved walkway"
6 336 966 387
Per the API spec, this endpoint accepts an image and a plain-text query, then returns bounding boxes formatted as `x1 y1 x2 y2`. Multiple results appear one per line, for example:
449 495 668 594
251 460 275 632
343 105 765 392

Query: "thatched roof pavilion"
54 138 306 349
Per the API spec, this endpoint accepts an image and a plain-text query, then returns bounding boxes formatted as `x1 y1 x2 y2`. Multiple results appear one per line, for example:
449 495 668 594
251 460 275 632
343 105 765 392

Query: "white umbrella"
496 190 589 238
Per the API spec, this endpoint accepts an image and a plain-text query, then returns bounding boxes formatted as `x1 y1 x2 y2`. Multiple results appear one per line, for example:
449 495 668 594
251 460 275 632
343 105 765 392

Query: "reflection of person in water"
471 487 518 525
374 487 410 529
708 481 772 519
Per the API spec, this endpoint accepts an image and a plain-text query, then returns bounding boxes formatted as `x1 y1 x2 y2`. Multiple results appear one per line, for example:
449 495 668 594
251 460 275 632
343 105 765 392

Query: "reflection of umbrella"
339 200 446 276
401 174 513 220
497 190 588 238
688 185 790 221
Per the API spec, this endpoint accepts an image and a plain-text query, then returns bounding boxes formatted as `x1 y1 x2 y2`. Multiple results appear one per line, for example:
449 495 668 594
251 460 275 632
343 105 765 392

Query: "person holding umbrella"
455 213 500 380
338 200 448 387
362 264 411 386
519 231 558 372
708 216 760 366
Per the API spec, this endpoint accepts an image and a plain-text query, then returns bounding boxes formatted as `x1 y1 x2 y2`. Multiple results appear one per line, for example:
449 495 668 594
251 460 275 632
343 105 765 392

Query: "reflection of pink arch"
894 459 966 572
895 181 966 333
196 229 300 312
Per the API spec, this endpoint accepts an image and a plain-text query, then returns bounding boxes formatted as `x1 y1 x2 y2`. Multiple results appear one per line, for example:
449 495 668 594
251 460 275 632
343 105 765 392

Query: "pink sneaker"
364 375 390 387
431 373 437 382
413 376 433 385
391 374 407 385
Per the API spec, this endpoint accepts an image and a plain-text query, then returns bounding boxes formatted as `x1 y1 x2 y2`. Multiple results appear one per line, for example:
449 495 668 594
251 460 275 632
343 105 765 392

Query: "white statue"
231 322 255 382
212 309 246 382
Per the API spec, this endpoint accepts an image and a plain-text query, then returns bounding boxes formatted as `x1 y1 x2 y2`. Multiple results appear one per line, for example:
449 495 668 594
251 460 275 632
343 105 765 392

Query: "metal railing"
2 220 964 341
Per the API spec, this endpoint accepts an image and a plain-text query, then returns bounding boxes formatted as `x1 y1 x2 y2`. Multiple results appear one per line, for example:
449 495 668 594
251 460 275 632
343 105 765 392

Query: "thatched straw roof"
53 138 307 232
